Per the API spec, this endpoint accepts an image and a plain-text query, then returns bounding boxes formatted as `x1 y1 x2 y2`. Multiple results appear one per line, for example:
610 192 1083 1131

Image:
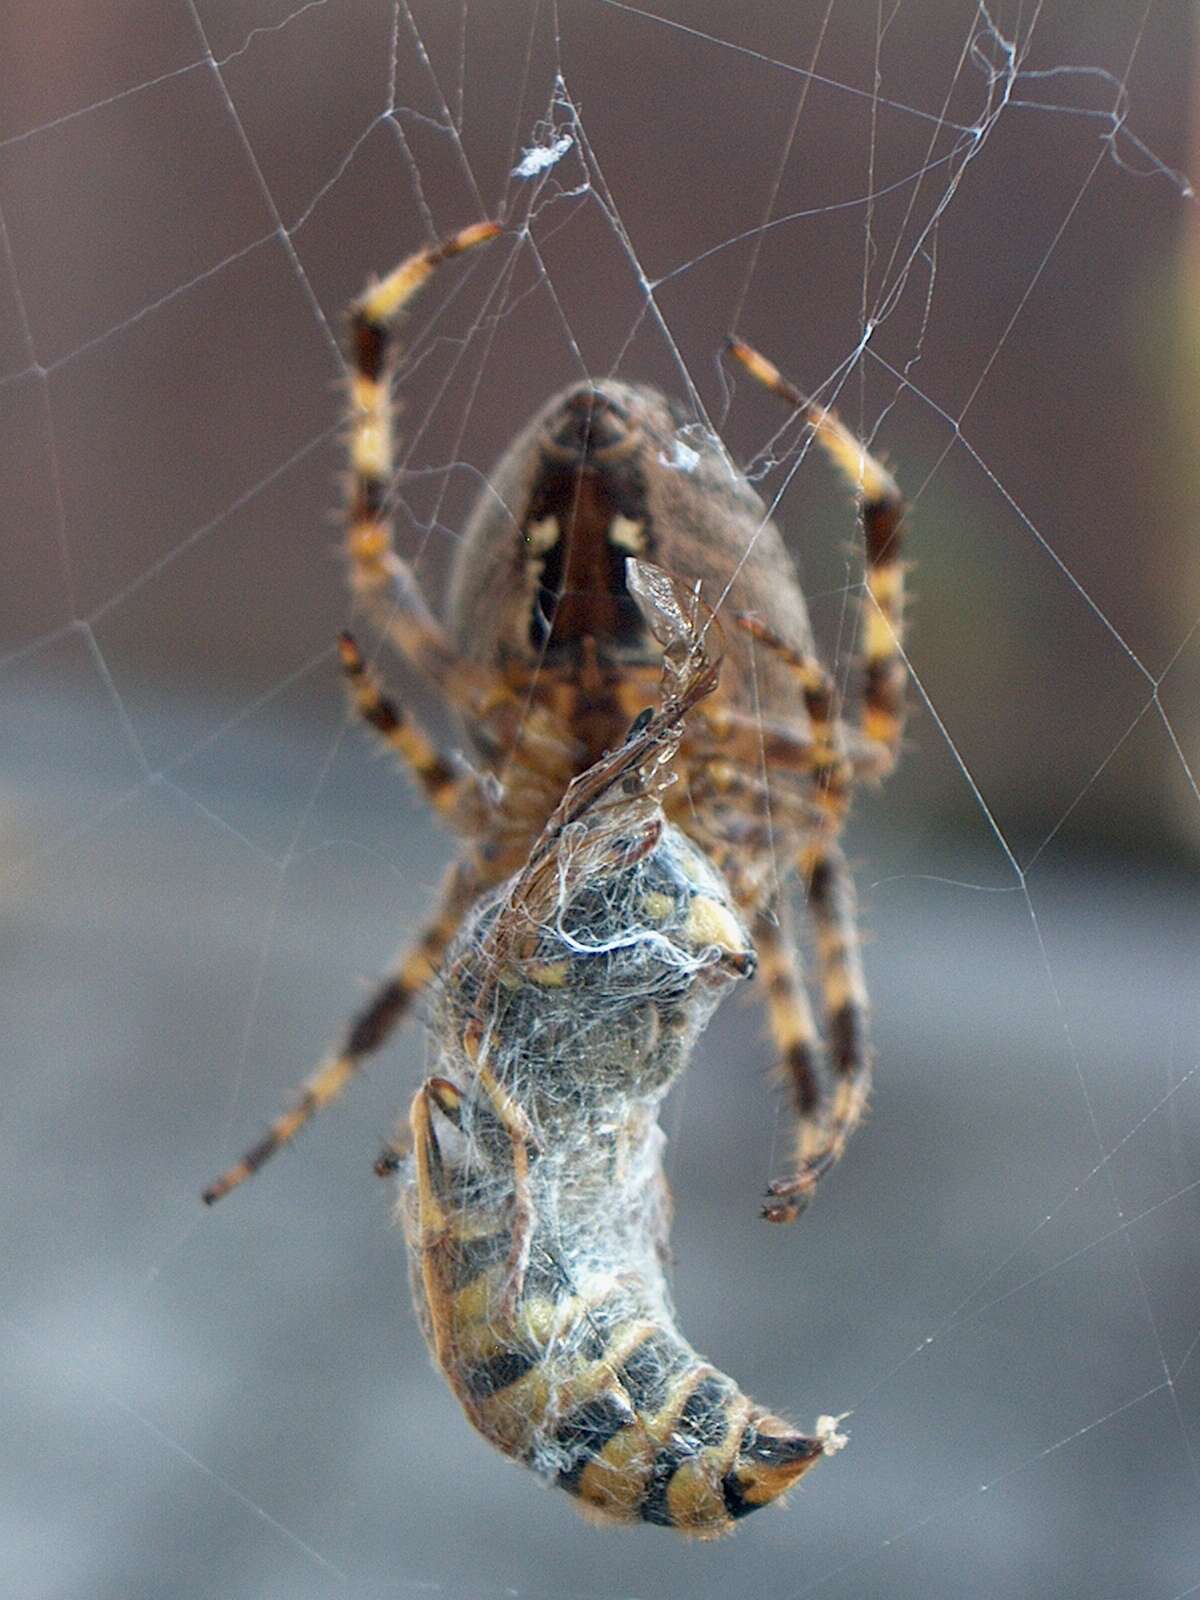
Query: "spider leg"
682 756 821 824
763 842 871 1223
346 222 513 713
409 1076 472 1221
202 861 479 1204
728 620 852 827
672 758 817 907
338 630 486 830
753 903 825 1195
690 707 893 793
727 338 909 770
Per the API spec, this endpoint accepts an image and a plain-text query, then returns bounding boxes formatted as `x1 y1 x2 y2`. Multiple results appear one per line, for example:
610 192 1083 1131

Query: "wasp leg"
462 1024 541 1319
409 1075 476 1370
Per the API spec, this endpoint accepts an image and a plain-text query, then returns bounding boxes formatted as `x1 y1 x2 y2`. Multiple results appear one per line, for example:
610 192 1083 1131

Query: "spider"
203 221 910 1222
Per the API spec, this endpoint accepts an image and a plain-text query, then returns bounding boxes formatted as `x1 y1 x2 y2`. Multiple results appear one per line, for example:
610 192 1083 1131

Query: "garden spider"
203 221 909 1223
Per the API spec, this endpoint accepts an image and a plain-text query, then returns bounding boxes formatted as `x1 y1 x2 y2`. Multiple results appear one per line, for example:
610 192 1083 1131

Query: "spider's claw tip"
724 337 761 376
445 220 503 256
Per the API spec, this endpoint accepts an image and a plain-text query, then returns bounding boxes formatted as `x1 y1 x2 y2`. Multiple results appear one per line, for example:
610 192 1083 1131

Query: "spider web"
2 2 1198 1596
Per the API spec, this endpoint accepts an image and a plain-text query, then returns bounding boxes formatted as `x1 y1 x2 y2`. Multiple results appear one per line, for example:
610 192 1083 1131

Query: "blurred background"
2 2 1198 1597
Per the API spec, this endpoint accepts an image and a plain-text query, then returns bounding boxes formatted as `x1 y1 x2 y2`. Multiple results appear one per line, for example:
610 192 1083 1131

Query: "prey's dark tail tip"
722 1413 848 1521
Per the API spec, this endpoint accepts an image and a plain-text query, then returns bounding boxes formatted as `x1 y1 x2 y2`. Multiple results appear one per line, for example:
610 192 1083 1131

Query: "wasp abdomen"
409 1192 839 1537
548 1348 828 1536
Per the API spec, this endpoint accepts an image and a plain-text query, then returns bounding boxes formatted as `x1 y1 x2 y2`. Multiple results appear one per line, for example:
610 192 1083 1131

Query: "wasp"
204 219 909 1226
402 563 846 1536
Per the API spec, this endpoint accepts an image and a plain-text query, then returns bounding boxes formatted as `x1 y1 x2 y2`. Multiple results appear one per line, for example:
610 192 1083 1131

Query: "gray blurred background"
2 3 1199 1597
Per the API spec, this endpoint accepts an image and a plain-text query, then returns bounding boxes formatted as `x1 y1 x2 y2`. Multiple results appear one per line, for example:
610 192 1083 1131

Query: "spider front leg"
688 680 873 1222
202 860 479 1204
347 221 513 714
727 338 909 770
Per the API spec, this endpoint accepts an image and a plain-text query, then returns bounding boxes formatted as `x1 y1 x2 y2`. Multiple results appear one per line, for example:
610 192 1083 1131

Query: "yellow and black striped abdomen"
408 1196 838 1538
549 1339 829 1536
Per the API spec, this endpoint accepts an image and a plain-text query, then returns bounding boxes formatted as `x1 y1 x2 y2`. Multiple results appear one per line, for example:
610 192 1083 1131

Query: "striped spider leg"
715 339 909 1221
203 224 518 1205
